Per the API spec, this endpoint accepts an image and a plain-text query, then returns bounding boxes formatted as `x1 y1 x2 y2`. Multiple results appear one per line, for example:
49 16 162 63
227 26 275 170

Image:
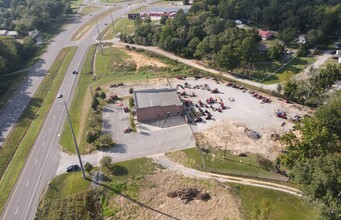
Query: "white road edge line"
15 206 19 215
23 109 65 220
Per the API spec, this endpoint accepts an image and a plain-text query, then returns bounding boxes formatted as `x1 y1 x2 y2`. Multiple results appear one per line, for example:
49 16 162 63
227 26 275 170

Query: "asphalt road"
0 1 160 219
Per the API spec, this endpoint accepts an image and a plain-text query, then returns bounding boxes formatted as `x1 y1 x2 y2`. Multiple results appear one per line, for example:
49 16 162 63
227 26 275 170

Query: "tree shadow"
98 143 127 154
86 178 180 220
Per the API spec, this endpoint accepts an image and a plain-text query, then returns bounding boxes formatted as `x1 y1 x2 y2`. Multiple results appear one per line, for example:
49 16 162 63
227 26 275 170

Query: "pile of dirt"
114 170 241 220
167 187 211 204
199 121 283 160
244 128 261 139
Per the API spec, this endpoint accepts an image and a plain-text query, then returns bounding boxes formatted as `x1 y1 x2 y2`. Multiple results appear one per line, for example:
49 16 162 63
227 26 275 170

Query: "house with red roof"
258 30 274 40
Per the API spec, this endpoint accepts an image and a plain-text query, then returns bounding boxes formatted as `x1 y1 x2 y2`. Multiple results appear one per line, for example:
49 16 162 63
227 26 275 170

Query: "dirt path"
151 154 301 196
102 39 279 91
295 51 333 80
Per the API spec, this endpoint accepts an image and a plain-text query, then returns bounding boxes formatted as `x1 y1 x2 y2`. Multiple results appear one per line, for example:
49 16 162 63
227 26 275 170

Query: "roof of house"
7 31 18 36
258 30 274 38
0 30 8 35
134 88 182 109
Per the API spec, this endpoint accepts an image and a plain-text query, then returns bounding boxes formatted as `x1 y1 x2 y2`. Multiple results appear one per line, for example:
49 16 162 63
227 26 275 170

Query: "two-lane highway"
1 1 160 219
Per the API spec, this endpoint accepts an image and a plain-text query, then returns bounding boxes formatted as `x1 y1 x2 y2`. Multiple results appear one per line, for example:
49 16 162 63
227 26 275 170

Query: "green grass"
0 46 78 213
231 184 319 220
80 6 101 16
71 9 120 41
0 72 28 110
104 157 156 182
177 147 287 181
101 18 136 40
70 0 84 9
36 172 93 219
60 45 97 154
252 56 317 84
45 172 90 200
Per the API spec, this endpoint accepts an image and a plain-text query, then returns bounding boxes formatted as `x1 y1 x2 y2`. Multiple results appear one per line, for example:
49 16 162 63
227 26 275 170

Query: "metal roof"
134 88 182 109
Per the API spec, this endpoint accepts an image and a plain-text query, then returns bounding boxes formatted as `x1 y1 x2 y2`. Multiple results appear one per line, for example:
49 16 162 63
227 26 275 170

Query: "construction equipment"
211 88 219 93
276 111 287 119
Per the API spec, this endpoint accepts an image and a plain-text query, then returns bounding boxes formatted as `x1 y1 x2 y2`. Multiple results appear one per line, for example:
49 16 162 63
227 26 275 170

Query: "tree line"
0 0 72 74
121 0 340 72
279 92 341 219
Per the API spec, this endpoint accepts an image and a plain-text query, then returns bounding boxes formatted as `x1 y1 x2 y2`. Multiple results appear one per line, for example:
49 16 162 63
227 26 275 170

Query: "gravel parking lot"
169 77 309 134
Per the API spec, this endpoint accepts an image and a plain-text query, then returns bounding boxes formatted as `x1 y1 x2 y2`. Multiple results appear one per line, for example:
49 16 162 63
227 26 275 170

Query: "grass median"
0 46 78 212
60 45 97 154
71 8 120 41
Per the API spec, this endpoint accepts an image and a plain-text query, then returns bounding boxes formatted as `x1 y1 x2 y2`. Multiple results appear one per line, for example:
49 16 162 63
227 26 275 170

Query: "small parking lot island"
134 88 184 122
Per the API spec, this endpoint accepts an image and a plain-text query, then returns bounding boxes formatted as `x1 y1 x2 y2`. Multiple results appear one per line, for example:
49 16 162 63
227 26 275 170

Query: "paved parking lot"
102 104 195 159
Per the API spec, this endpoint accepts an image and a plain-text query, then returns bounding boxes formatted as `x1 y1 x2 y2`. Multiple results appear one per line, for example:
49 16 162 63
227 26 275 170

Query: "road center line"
42 142 45 146
26 181 29 188
48 128 51 131
35 159 38 165
15 206 19 215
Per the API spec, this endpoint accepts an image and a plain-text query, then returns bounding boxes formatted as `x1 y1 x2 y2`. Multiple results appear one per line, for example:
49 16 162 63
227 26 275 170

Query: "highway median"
0 46 78 213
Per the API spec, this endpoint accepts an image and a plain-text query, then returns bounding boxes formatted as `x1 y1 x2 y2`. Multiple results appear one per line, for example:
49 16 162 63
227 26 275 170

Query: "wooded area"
0 0 72 74
279 92 341 219
120 0 340 77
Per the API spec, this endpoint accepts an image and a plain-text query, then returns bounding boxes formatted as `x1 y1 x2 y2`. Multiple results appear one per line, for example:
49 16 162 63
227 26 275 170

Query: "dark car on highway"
66 165 80 172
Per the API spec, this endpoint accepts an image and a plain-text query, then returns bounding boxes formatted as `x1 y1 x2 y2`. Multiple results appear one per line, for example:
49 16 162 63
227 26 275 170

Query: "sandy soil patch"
198 121 282 160
103 78 170 98
114 170 242 220
118 47 167 70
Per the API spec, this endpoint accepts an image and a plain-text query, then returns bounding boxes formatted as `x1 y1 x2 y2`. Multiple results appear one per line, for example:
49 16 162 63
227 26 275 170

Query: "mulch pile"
167 187 211 204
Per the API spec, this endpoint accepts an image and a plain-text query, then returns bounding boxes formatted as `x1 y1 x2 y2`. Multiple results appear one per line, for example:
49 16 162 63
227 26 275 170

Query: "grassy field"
70 0 84 9
101 18 136 40
71 9 119 41
60 45 97 154
253 56 316 84
231 183 319 220
0 46 77 213
80 6 101 16
37 157 156 218
36 172 92 219
171 147 287 181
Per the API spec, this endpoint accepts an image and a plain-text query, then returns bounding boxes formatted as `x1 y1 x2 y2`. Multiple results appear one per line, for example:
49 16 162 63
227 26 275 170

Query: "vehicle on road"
72 70 78 74
57 93 63 98
66 165 80 172
123 128 132 134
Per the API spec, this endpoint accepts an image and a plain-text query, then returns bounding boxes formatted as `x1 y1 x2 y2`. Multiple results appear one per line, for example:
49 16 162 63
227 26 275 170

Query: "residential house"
258 30 274 40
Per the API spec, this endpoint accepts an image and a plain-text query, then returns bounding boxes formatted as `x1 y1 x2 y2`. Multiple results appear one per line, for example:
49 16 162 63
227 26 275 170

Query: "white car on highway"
57 93 63 98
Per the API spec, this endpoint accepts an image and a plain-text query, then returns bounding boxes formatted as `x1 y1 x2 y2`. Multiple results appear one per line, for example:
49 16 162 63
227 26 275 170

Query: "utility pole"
64 101 86 179
96 16 104 55
110 6 115 34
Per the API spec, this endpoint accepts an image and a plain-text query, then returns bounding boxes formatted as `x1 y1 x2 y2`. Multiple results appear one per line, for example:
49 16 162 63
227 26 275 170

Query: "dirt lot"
169 77 312 159
124 48 167 70
113 170 242 220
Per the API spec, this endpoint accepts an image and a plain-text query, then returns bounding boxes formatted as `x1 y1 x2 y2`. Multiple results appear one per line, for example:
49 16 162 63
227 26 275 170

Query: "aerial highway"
0 0 159 219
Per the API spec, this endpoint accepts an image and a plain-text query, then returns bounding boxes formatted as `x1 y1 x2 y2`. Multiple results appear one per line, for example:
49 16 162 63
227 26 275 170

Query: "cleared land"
0 46 78 212
40 157 318 219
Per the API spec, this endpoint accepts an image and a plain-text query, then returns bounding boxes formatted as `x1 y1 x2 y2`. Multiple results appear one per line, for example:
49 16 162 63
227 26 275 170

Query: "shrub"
86 132 97 144
84 162 93 173
100 91 106 99
92 97 99 109
129 87 134 94
110 165 128 176
100 156 112 168
128 97 135 108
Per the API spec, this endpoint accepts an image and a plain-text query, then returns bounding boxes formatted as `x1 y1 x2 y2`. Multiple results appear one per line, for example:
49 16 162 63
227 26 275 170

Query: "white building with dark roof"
134 88 184 122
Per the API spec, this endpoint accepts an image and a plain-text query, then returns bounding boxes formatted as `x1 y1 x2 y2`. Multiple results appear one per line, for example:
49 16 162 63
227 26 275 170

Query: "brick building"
134 88 184 122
